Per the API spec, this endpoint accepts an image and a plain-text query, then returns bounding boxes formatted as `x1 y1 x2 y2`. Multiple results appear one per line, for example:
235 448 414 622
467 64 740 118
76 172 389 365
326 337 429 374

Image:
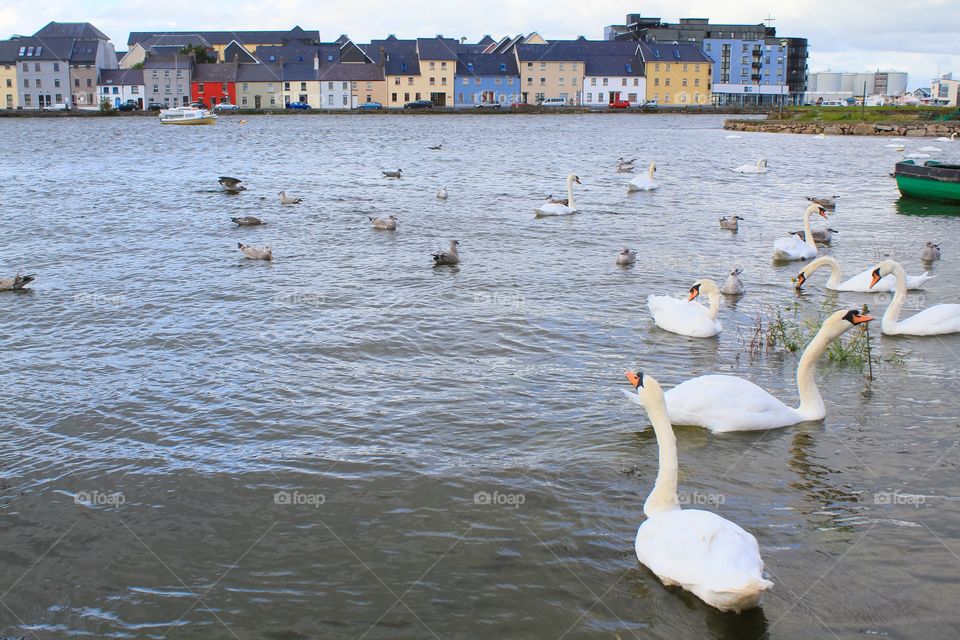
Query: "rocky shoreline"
724 118 960 137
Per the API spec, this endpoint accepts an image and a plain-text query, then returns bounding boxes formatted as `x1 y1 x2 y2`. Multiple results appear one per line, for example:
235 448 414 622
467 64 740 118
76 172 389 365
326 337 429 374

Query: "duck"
218 176 246 193
231 216 265 226
772 203 828 261
369 215 398 230
436 186 448 200
733 159 767 174
647 279 722 338
805 195 838 209
0 272 35 291
624 309 874 432
383 169 403 178
795 256 933 292
869 260 960 335
278 191 302 205
535 175 581 216
624 371 774 613
790 227 838 245
921 241 941 262
616 247 636 265
428 144 443 150
627 163 657 192
719 215 744 231
238 242 273 261
432 240 460 266
935 132 958 143
720 268 744 295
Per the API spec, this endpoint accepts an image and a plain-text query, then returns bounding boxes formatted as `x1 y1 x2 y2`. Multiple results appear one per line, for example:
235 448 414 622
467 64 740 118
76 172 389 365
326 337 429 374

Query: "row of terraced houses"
0 14 809 111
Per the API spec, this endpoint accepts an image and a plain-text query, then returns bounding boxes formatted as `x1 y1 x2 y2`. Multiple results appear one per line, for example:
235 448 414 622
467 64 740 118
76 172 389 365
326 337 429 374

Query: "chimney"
314 51 319 70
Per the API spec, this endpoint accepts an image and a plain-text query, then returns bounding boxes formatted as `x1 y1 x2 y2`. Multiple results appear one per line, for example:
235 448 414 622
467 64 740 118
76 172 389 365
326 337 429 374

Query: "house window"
429 61 435 70
243 83 249 92
683 64 688 71
164 70 169 77
74 78 79 87
559 77 564 86
694 79 700 86
598 92 604 102
132 86 138 94
559 63 565 70
342 95 348 106
55 94 62 103
602 78 608 86
36 79 41 88
415 92 420 100
270 96 276 105
22 79 28 88
177 70 182 78
665 78 670 86
664 93 670 102
458 92 464 102
665 63 671 71
86 79 92 87
343 82 348 90
34 63 40 72
394 77 400 85
23 94 30 105
507 77 513 85
540 62 546 69
633 78 638 86
705 43 711 52
407 77 413 85
572 63 578 70
682 78 688 86
153 84 158 93
152 71 158 78
441 77 447 85
268 83 274 92
462 77 468 85
366 82 371 90
53 63 59 71
198 82 204 92
429 77 435 86
241 96 247 105
328 81 334 89
300 82 306 91
590 78 596 86
527 77 532 85
404 92 409 101
587 92 592 102
654 63 660 72
654 78 659 86
392 92 397 102
695 64 700 72
22 63 27 71
112 87 118 94
54 79 60 88
328 95 333 105
441 61 446 70
535 92 544 102
539 77 545 85
495 77 501 85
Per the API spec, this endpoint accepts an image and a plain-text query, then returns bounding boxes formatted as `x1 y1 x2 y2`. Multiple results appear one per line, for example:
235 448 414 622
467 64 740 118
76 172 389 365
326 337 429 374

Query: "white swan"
772 203 827 261
733 159 767 174
436 186 448 200
919 146 942 152
869 260 960 335
535 175 580 216
795 256 933 292
624 309 873 432
627 163 657 192
625 371 773 613
935 132 957 142
647 279 722 338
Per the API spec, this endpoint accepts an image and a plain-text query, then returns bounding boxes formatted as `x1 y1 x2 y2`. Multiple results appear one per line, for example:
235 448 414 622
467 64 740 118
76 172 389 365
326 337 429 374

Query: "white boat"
158 107 217 125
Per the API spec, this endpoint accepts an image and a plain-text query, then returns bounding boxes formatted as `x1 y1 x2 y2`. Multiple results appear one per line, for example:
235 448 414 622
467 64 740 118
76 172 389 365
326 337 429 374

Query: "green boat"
895 160 960 204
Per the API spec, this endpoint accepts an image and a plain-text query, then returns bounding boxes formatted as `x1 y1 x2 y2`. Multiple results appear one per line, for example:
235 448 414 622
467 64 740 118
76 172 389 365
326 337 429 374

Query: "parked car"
117 100 140 112
403 99 433 109
190 101 207 109
358 101 383 110
474 102 501 109
540 97 567 107
214 102 239 111
42 103 70 111
147 102 164 111
639 99 658 109
608 99 630 109
286 102 311 110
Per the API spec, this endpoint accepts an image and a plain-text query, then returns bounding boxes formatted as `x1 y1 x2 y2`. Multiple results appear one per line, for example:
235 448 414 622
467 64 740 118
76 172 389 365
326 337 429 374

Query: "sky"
1 0 958 89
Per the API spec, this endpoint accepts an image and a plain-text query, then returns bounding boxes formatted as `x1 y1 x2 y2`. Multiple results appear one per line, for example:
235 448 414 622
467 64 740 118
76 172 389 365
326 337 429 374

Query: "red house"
191 62 238 106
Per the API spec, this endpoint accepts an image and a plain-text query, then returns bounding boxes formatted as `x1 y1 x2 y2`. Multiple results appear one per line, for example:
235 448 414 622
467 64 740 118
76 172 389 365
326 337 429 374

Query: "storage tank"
884 72 908 96
816 72 842 92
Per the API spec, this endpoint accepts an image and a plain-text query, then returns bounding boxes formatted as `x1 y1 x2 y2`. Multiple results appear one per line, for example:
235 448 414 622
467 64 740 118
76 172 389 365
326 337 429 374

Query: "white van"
540 97 567 107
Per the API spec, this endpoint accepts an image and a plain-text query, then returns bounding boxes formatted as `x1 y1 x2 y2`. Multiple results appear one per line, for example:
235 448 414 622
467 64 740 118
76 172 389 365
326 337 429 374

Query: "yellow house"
0 54 18 109
514 40 584 105
638 42 712 106
374 36 458 107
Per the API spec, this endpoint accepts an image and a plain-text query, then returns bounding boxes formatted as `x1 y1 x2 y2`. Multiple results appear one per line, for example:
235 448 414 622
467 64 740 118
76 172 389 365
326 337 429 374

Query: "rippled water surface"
2 113 959 639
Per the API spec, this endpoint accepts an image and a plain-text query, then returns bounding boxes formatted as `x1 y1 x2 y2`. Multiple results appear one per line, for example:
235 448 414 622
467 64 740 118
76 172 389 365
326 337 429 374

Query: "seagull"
921 241 941 262
231 216 265 226
719 215 744 231
545 194 569 205
805 195 838 209
218 176 246 193
432 240 460 266
0 272 35 291
720 268 745 295
792 228 839 244
436 186 448 200
369 215 398 230
278 191 302 205
383 169 403 178
238 242 273 261
616 247 636 265
428 144 442 150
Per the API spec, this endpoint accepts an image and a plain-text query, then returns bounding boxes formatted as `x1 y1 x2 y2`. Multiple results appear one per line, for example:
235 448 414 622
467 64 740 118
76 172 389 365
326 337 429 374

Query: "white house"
98 68 145 108
581 53 645 107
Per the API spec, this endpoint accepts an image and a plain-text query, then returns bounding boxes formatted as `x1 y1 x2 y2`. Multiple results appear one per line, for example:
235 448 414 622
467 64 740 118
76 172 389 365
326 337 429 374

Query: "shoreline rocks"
724 118 960 138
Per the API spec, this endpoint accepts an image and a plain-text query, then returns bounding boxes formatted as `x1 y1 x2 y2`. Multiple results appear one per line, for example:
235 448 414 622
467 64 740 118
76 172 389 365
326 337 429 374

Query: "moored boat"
159 107 217 125
895 160 960 204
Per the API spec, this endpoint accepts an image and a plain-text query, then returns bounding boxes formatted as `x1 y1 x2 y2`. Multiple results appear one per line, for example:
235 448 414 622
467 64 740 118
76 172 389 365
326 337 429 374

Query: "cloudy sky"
2 0 958 89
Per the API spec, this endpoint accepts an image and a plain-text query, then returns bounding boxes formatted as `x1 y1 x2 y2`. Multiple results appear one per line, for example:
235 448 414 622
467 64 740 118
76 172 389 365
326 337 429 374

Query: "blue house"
454 52 519 107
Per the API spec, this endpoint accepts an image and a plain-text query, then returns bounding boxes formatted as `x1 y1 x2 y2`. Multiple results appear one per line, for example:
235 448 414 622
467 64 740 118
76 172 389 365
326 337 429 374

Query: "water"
1 113 958 639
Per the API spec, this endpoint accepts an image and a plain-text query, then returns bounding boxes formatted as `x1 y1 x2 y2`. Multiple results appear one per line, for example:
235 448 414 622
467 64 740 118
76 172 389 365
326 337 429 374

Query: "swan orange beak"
625 371 642 388
851 314 874 325
795 272 806 290
869 269 882 289
818 207 828 220
687 284 701 302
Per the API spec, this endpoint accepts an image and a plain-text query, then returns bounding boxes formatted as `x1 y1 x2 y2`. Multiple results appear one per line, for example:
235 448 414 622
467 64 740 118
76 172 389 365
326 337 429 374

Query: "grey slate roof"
255 44 316 64
637 42 711 64
281 62 316 82
416 37 459 60
69 39 102 62
515 42 586 62
34 21 109 41
192 63 239 82
368 38 419 75
100 68 144 85
237 63 283 82
10 36 76 61
128 28 318 47
455 53 518 77
141 34 211 49
584 55 643 77
317 62 384 82
143 53 192 69
0 40 23 62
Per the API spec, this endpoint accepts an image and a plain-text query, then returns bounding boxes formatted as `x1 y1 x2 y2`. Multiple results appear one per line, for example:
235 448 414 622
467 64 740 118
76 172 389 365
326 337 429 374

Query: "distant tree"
131 62 144 70
99 97 115 112
180 44 214 63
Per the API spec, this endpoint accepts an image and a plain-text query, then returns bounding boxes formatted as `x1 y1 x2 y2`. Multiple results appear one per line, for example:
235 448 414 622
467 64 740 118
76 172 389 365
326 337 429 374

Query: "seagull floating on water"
383 169 403 178
238 242 273 261
218 176 246 193
921 241 941 262
616 247 636 265
232 216 265 226
278 191 302 205
432 240 460 266
0 272 35 291
369 215 398 230
720 268 745 295
719 216 743 231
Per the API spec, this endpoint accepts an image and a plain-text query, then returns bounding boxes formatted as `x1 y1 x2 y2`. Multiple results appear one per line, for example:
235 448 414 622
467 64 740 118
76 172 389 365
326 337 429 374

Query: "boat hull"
160 117 217 125
895 160 960 204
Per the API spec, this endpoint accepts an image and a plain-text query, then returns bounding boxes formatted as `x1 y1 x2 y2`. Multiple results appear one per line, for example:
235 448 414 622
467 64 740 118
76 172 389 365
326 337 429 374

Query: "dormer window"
499 63 506 73
467 63 474 73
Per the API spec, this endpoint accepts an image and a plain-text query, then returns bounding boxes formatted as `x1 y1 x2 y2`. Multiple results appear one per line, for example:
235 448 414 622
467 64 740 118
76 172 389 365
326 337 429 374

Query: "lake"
1 113 958 639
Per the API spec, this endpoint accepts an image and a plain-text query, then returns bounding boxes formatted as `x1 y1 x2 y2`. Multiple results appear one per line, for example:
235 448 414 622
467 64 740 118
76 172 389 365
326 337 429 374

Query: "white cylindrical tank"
885 72 908 95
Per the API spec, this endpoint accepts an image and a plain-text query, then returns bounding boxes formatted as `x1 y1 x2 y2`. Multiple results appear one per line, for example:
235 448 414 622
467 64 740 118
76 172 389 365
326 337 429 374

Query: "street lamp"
779 39 788 117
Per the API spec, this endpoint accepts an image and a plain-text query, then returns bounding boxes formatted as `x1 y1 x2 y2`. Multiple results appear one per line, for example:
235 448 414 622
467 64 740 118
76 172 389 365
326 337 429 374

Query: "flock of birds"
3 135 956 618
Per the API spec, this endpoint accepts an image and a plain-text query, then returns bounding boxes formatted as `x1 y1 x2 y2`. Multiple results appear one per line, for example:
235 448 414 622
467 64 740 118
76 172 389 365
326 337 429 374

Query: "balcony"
751 61 762 69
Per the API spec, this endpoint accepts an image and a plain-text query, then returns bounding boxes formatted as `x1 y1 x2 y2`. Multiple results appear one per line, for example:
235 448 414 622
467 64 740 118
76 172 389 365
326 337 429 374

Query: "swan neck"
796 325 830 419
818 256 842 287
707 290 720 320
882 263 907 332
648 164 655 178
566 176 575 209
644 393 680 517
802 208 818 252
